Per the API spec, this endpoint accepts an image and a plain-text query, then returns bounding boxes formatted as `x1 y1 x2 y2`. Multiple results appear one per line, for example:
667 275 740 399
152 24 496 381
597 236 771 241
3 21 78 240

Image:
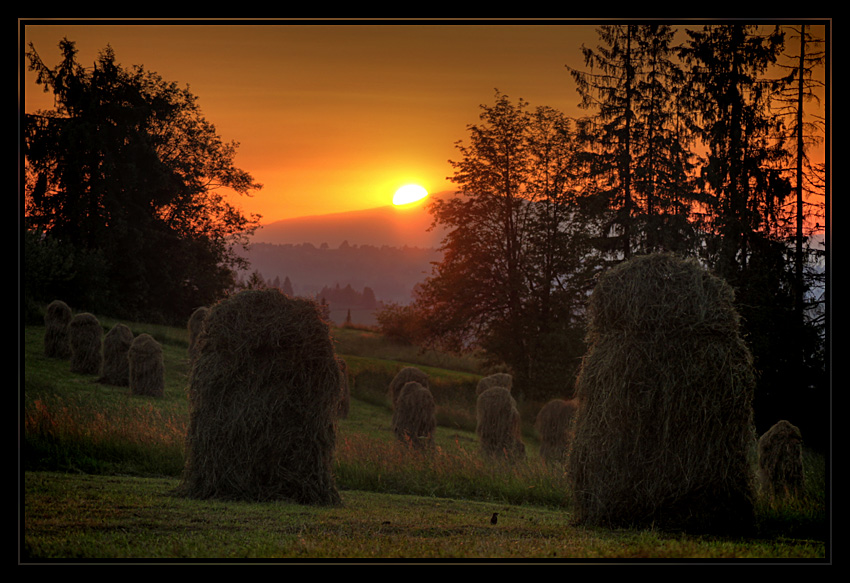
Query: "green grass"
21 310 829 562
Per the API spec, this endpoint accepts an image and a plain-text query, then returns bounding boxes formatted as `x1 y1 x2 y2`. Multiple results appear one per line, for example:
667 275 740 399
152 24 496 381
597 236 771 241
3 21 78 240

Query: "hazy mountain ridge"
237 241 442 307
253 195 450 249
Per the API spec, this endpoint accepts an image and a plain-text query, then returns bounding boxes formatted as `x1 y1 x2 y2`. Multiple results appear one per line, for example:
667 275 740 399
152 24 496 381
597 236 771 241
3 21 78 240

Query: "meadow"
21 314 829 562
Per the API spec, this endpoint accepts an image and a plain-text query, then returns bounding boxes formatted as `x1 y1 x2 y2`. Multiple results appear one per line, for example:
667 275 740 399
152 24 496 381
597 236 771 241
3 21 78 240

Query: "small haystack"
389 366 429 408
187 306 209 362
569 253 757 534
476 386 525 462
177 289 342 506
44 299 72 359
476 373 512 395
336 356 351 419
535 398 577 467
129 333 165 397
391 381 437 449
68 312 103 375
758 420 805 498
99 323 134 386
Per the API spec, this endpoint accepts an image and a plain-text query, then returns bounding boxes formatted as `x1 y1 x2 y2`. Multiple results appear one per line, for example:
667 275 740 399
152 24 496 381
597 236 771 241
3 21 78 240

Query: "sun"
392 184 428 206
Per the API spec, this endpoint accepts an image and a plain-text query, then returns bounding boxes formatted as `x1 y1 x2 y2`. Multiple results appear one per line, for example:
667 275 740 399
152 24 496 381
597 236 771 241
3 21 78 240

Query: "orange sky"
21 19 828 228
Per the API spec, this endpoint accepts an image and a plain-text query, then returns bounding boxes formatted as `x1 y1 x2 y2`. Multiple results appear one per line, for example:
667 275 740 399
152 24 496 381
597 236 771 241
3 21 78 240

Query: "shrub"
535 398 577 467
391 381 437 449
186 306 209 362
128 333 165 397
68 312 102 375
569 253 757 534
44 299 72 359
476 373 512 395
476 387 525 463
758 419 805 498
99 323 134 386
177 289 342 505
389 366 429 408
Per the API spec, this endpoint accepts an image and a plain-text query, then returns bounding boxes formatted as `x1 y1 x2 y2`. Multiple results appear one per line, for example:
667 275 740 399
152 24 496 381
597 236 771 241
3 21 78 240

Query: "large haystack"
391 381 437 449
99 323 134 386
128 333 165 397
476 386 525 462
187 306 209 362
476 373 512 395
389 366 429 408
336 356 350 419
757 420 805 498
569 253 757 533
535 398 577 467
68 312 103 375
44 300 72 359
177 289 342 506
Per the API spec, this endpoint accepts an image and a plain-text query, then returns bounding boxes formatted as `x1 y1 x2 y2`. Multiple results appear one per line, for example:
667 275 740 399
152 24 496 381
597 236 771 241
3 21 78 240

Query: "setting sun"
393 184 428 206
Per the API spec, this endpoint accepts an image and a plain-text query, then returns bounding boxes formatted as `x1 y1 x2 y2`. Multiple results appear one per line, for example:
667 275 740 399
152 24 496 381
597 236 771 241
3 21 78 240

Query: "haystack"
44 299 72 359
535 398 577 467
187 306 209 362
129 333 165 397
476 386 525 462
389 366 429 408
68 312 103 375
336 356 351 419
476 373 512 395
757 420 805 498
177 289 342 506
391 381 437 449
99 323 134 386
568 253 757 533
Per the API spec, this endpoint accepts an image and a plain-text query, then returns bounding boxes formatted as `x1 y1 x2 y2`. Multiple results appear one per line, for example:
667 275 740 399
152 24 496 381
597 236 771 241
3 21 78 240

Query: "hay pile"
187 306 209 362
44 300 72 359
389 366 429 408
476 373 512 395
568 253 757 533
391 381 437 449
336 357 350 419
476 387 525 462
757 420 805 498
535 398 577 467
99 323 134 386
129 333 165 397
177 289 342 506
68 312 103 375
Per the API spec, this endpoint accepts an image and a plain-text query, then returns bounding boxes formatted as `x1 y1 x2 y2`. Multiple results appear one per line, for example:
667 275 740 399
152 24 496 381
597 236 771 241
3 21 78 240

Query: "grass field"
20 312 830 563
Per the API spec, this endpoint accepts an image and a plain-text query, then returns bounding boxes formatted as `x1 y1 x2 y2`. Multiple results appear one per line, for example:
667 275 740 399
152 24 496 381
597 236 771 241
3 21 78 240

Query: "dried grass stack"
187 306 209 362
99 323 134 386
568 253 757 533
535 398 577 467
391 381 437 449
476 387 525 462
336 357 350 419
476 373 512 395
68 312 103 375
757 420 805 498
129 333 165 397
177 289 342 506
44 299 72 359
389 366 429 408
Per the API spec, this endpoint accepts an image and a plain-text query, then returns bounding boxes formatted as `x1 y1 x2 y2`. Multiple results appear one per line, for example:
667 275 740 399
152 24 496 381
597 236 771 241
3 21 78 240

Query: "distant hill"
252 193 450 249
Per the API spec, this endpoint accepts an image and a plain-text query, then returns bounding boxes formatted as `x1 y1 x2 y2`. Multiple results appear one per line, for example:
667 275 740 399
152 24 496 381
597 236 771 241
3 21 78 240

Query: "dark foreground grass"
21 314 830 562
22 471 826 561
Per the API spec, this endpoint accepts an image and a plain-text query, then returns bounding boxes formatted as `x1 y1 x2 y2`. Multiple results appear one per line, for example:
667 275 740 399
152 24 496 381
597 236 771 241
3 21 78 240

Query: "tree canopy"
24 38 262 323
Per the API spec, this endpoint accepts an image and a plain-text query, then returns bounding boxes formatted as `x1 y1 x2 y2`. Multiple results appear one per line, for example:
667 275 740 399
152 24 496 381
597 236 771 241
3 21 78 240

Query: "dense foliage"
24 38 262 324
